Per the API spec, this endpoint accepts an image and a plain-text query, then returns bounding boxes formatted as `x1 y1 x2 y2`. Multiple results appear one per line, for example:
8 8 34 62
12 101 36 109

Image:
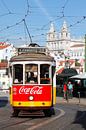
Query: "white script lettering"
19 86 43 94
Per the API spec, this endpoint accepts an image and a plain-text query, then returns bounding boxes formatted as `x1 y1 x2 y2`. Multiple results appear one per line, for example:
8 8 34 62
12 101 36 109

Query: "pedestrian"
68 81 73 98
63 82 67 99
28 72 37 83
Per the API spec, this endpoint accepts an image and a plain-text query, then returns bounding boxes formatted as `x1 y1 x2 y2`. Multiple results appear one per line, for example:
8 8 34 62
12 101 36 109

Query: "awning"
57 68 78 78
56 67 64 74
70 72 86 79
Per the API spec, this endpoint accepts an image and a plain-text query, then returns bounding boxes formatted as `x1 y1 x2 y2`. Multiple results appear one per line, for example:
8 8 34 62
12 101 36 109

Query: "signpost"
85 34 86 72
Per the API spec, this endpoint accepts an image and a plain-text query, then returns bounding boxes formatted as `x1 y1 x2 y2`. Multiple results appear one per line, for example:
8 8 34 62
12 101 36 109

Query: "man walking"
68 81 73 98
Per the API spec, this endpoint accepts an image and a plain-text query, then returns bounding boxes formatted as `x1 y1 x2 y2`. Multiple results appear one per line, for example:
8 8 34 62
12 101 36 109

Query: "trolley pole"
85 34 86 72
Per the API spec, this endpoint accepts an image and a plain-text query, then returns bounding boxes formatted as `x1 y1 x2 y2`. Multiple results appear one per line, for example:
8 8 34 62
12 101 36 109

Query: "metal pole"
66 90 69 103
85 34 86 72
78 92 80 103
23 19 32 43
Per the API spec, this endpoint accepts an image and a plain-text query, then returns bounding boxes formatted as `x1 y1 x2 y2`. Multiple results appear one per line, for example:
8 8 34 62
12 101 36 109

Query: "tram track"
0 116 34 129
0 107 64 130
1 104 85 130
0 109 46 130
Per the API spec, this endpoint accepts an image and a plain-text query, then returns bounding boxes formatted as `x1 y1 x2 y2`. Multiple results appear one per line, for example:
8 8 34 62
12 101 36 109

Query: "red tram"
9 46 56 117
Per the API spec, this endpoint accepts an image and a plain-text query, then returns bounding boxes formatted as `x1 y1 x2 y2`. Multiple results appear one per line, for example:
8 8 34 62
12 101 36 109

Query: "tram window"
13 64 23 84
25 64 38 84
40 64 50 84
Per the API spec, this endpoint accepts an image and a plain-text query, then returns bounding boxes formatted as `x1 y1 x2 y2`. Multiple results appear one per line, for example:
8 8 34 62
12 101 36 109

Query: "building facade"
0 42 16 91
0 42 16 61
46 21 85 73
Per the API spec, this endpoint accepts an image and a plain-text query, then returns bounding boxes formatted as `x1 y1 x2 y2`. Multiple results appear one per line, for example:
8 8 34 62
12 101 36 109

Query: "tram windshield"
40 64 50 84
13 63 51 84
25 64 38 84
13 64 23 84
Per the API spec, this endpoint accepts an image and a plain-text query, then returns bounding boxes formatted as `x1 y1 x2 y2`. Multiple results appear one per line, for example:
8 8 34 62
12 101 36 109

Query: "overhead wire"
0 0 33 44
29 0 86 42
61 0 69 17
28 15 86 41
68 16 86 28
0 0 12 13
0 19 23 32
40 0 69 30
0 0 86 45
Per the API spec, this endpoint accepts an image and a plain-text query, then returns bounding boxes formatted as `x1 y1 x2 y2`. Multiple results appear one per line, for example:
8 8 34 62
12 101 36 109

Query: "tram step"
19 110 44 117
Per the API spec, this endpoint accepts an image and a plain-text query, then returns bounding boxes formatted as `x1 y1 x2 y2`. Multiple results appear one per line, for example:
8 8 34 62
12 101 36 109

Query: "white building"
0 42 16 61
0 62 9 91
46 21 85 73
46 23 59 55
0 42 16 91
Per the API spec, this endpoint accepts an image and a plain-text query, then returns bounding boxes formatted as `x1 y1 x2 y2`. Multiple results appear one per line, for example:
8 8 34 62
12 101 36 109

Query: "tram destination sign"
17 47 47 54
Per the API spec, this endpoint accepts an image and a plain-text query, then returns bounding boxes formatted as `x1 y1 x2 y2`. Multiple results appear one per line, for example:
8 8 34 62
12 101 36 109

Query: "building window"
6 49 8 53
2 82 5 85
80 52 82 56
3 74 5 78
5 56 7 60
77 52 79 56
66 33 67 37
74 53 76 56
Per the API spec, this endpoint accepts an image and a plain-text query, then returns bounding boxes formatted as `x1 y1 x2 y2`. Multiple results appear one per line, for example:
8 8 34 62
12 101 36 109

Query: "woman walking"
63 82 67 99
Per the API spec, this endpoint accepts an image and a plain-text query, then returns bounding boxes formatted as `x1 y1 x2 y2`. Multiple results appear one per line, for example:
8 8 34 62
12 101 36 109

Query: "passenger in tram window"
28 72 37 83
14 79 19 83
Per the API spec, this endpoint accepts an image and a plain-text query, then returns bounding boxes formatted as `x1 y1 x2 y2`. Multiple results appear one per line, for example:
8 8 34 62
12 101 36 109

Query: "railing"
0 89 9 93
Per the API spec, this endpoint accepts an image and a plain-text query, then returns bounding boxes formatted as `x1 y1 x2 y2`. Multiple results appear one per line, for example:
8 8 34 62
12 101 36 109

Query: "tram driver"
28 72 37 83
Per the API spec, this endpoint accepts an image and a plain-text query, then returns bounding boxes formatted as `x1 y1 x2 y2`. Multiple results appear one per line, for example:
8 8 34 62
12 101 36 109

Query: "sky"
0 0 86 46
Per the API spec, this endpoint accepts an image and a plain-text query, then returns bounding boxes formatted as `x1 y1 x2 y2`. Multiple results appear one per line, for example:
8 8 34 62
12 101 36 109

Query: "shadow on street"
73 110 86 129
0 96 8 107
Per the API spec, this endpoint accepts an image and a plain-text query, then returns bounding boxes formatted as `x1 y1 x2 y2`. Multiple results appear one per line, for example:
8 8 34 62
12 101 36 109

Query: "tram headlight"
29 96 34 101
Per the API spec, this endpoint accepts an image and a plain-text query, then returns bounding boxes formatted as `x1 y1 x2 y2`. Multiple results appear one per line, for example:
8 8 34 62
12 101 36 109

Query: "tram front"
9 49 56 117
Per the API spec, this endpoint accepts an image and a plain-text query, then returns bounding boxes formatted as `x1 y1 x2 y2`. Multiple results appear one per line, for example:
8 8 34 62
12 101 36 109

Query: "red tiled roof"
68 59 75 65
0 62 8 69
0 42 10 50
0 42 5 45
56 59 75 74
57 59 75 66
71 44 84 48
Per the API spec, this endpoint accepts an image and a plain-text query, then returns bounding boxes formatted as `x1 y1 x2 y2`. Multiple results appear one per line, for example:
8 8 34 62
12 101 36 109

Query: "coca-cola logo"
19 86 43 94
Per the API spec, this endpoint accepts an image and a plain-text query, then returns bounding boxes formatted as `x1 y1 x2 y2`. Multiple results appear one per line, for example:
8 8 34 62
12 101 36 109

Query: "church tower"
46 23 58 55
59 21 70 50
60 21 70 40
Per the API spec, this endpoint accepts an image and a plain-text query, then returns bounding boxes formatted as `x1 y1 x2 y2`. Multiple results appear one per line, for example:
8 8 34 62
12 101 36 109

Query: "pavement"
56 96 86 106
0 91 86 106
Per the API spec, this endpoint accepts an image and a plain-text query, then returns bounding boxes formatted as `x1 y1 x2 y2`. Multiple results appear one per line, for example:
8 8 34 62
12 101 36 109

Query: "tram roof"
10 53 54 62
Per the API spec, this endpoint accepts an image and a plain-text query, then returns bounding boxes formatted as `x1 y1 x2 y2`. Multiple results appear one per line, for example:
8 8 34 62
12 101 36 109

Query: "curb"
56 97 86 106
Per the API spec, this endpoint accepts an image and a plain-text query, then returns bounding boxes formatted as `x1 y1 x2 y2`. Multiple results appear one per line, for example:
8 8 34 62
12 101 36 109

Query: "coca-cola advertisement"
12 85 52 101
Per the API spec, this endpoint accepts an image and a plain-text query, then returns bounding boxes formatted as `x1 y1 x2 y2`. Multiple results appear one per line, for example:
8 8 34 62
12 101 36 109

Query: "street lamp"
65 55 70 68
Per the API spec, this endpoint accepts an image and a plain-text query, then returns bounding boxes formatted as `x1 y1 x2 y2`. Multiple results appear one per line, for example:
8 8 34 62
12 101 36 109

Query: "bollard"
78 91 80 103
66 90 69 103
